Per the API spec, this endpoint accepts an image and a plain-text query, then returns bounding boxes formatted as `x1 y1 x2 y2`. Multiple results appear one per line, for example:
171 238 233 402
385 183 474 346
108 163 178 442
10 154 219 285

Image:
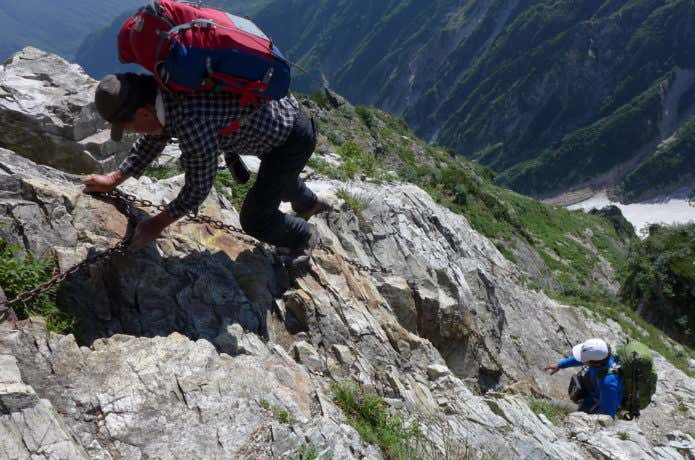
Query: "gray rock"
426 364 451 380
1 322 376 459
331 344 355 366
291 341 325 374
214 323 269 357
2 141 693 459
0 355 39 413
0 398 90 459
324 87 347 108
376 275 418 332
0 47 131 174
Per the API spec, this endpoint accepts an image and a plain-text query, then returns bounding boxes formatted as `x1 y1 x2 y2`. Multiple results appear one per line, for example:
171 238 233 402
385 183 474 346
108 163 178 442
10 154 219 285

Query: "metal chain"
316 240 389 276
0 189 390 325
109 189 245 234
0 189 254 326
0 191 137 324
114 188 386 276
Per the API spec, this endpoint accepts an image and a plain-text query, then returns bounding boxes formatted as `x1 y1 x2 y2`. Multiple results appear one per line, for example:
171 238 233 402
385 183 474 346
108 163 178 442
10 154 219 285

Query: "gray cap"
94 73 139 142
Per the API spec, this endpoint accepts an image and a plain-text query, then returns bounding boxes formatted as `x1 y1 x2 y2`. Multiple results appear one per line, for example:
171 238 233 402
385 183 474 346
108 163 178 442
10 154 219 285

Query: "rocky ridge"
1 49 694 459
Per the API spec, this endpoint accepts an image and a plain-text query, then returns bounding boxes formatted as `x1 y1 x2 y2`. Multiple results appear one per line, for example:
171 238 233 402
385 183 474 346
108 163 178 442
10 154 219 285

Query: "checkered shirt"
118 92 299 219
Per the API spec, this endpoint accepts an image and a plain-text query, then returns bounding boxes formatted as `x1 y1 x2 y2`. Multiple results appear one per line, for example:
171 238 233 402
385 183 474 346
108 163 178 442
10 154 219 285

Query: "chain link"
109 189 245 234
316 240 389 276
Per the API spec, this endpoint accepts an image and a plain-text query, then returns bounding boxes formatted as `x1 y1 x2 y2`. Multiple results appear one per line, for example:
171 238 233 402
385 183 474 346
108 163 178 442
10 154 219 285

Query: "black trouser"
238 110 318 249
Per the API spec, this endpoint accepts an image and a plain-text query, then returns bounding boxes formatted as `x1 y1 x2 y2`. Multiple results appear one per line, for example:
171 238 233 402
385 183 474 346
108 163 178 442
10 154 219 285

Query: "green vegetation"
0 237 76 334
259 399 295 425
258 0 694 199
309 140 387 182
620 224 695 347
336 188 367 218
528 399 573 425
332 381 481 459
289 446 334 460
617 432 630 441
308 89 330 109
677 401 689 414
332 381 420 458
143 164 183 180
214 170 256 211
299 95 633 308
499 77 664 195
618 116 695 202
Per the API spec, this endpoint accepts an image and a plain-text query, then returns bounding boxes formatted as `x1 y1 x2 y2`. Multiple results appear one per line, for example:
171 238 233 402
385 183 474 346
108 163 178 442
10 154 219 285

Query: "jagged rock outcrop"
1 51 694 459
0 47 131 174
1 146 693 459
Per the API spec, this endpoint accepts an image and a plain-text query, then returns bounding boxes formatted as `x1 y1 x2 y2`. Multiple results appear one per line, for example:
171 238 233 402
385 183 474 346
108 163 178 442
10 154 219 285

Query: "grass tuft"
528 399 573 425
0 238 77 334
214 169 256 211
336 188 367 219
332 381 420 458
331 382 484 459
259 399 295 425
143 164 183 180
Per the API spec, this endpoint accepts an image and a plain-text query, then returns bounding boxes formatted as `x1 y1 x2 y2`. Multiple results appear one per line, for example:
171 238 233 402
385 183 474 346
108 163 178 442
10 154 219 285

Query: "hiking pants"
238 109 318 249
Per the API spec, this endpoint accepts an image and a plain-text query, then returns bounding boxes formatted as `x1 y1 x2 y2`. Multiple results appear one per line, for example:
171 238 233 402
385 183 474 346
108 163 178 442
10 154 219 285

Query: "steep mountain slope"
249 0 695 201
293 90 695 373
1 49 694 459
0 0 144 60
1 48 694 459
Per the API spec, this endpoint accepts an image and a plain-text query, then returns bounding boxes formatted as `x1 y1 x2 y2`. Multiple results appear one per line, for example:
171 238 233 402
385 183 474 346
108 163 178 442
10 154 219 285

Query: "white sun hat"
572 338 610 362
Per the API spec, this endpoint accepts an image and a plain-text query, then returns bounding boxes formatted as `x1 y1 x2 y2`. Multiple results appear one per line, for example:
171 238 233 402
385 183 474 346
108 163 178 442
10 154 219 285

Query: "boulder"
0 47 132 174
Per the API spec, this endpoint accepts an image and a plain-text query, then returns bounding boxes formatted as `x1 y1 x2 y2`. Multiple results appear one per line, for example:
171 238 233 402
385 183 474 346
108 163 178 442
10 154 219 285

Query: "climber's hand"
82 170 127 193
129 211 173 252
544 364 560 375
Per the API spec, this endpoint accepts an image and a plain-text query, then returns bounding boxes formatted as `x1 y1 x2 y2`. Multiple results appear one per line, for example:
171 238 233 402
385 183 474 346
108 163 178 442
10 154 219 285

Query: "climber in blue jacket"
545 338 624 418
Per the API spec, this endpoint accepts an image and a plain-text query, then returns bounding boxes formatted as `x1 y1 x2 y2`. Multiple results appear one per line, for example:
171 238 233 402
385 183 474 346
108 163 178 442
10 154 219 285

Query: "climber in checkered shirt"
83 73 330 268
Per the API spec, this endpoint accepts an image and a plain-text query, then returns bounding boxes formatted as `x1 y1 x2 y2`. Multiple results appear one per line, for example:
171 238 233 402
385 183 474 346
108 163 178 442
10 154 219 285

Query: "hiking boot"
296 197 332 221
286 227 319 270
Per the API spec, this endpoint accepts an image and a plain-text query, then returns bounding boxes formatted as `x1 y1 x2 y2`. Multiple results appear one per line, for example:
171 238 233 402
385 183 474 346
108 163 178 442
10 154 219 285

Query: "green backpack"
605 341 658 419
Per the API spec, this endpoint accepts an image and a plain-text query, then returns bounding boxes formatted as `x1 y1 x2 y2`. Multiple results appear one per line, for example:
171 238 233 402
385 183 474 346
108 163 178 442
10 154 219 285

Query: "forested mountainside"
0 0 143 60
249 0 695 202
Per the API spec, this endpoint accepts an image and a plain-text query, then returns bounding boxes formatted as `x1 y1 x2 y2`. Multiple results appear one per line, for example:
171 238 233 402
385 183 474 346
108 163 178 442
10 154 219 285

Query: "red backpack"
118 0 291 109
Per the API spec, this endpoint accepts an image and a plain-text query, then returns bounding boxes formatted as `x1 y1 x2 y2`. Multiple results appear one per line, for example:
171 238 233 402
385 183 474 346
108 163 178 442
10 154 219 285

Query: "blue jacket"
558 356 624 418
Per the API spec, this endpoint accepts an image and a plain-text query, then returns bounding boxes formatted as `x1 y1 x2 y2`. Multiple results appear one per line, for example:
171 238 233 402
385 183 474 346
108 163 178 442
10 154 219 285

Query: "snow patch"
568 192 695 236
